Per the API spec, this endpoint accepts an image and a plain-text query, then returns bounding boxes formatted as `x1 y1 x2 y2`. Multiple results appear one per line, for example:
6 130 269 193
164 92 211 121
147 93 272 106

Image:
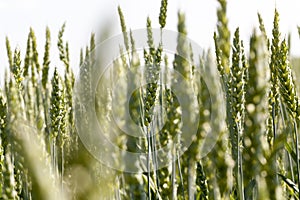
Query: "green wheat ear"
146 17 154 51
216 0 231 74
50 68 62 140
42 27 51 90
143 43 162 126
58 23 70 72
28 28 37 87
214 32 225 78
118 6 129 51
2 152 18 199
270 9 280 106
12 48 23 92
257 13 269 46
79 48 84 67
5 37 13 70
277 39 298 118
159 0 168 28
173 12 191 80
23 32 31 77
30 27 40 75
267 9 280 144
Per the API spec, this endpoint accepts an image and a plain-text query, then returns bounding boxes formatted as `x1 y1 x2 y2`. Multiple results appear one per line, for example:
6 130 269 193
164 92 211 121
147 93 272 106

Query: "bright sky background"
1 0 300 77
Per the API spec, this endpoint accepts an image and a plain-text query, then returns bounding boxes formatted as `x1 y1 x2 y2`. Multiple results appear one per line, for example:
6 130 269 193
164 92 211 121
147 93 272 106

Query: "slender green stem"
237 121 245 200
294 120 300 200
171 142 177 200
61 144 64 193
147 128 151 200
177 151 185 198
272 103 279 185
152 120 159 191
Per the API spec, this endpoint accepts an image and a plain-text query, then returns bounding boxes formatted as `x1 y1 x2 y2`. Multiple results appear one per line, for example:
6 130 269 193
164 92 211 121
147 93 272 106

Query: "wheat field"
1 0 300 199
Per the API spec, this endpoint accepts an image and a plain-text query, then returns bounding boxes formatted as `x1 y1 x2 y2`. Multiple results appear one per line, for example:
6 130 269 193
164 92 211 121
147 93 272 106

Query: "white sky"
0 0 300 77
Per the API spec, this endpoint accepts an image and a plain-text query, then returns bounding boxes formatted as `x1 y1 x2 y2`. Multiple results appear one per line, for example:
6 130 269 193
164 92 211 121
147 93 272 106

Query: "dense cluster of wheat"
1 0 300 199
